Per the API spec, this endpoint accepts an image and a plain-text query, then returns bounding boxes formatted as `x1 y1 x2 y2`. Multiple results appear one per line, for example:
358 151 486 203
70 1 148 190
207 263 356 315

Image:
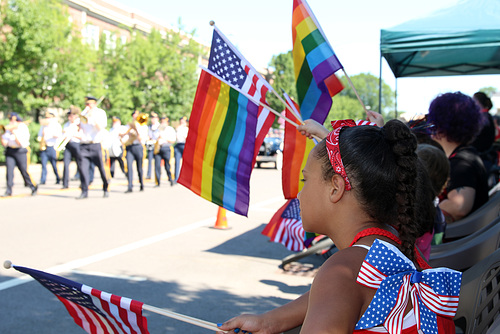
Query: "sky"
115 0 499 118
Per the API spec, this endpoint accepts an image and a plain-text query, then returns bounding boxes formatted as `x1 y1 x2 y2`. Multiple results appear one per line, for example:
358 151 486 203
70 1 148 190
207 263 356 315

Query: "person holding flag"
217 119 461 334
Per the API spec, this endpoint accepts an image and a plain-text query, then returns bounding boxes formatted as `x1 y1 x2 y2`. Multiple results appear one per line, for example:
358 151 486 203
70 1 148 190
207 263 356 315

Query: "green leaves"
0 1 203 124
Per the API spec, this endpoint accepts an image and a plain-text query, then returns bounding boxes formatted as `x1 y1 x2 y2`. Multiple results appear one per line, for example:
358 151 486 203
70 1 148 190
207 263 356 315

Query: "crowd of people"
1 96 189 198
217 90 496 334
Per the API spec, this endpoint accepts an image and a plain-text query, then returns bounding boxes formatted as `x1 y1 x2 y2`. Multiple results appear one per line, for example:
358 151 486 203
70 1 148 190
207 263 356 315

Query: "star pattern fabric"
355 239 462 334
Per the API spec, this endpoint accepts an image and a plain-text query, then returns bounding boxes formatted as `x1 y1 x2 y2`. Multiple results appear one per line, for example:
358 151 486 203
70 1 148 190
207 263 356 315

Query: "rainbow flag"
282 92 317 199
178 69 259 216
292 0 344 122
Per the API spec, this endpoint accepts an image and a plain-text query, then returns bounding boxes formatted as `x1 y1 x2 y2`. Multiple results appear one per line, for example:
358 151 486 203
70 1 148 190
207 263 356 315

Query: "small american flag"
208 26 275 158
355 239 461 334
262 199 306 252
13 265 149 334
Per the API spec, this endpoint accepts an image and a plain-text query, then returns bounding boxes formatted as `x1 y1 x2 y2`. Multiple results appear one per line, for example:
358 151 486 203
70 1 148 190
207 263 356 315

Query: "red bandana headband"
325 119 377 191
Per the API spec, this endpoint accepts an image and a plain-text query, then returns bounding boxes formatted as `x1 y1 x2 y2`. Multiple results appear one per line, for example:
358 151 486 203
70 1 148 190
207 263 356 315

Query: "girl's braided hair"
315 120 431 261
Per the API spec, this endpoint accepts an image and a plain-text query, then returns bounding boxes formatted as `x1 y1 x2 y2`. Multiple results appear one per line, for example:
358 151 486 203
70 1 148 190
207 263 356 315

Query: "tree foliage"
0 0 93 118
0 0 204 125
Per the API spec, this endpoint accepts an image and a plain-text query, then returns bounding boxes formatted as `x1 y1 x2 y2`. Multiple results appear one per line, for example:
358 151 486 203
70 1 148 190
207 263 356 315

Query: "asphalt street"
0 161 323 333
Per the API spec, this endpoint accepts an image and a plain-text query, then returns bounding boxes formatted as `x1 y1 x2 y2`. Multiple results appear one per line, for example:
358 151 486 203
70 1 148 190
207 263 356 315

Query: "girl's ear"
330 174 346 203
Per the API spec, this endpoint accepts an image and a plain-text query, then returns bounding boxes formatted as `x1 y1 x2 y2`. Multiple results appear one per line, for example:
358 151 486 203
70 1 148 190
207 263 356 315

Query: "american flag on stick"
8 263 220 333
208 24 275 158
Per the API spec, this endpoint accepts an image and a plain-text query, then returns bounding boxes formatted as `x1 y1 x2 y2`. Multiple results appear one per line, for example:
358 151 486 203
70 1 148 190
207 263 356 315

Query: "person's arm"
365 110 385 127
1 134 8 147
297 119 329 140
438 186 476 222
217 292 309 334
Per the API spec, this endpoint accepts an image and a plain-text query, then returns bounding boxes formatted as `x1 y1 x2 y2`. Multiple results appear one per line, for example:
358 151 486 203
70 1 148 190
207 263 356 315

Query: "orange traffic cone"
212 207 231 230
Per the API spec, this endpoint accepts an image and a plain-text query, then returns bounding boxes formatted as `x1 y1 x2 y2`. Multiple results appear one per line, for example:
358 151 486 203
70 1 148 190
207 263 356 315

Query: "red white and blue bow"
355 239 461 334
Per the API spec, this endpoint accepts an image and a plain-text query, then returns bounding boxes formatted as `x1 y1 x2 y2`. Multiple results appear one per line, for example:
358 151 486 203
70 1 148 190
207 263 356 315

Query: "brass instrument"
79 106 91 125
0 120 31 134
122 113 149 146
153 124 168 155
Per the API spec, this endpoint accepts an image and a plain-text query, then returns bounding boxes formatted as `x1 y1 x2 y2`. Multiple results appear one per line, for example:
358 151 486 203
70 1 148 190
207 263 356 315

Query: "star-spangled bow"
355 239 461 334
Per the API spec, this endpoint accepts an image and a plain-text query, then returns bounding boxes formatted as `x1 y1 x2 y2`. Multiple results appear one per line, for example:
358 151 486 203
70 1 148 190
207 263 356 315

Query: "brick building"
63 0 208 65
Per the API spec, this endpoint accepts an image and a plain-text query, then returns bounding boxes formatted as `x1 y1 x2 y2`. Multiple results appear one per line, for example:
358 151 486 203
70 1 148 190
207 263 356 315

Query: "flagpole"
209 21 304 124
142 304 222 332
342 69 369 114
201 66 301 128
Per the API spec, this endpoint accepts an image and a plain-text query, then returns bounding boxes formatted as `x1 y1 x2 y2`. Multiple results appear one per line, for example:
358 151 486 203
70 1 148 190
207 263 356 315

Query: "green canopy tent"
379 0 500 113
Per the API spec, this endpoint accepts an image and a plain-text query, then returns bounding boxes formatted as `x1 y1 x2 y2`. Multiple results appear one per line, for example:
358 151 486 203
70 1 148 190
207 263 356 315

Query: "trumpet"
122 113 149 146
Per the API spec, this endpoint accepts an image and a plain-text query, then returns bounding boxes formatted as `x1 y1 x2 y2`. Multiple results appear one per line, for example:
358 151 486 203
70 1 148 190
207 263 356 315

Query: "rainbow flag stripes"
292 0 344 122
178 70 259 216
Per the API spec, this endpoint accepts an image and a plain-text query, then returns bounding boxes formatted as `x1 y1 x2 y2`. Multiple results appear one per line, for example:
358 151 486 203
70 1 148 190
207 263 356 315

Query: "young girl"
217 119 461 334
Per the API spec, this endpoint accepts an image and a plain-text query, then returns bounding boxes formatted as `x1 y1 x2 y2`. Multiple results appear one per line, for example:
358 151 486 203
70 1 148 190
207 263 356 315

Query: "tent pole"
395 79 398 119
379 53 382 114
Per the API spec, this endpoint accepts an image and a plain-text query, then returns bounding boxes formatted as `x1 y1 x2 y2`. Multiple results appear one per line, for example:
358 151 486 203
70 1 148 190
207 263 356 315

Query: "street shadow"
0 271 302 334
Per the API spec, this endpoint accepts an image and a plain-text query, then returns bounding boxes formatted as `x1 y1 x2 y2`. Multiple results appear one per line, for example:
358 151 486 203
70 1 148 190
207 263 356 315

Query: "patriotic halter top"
350 228 461 334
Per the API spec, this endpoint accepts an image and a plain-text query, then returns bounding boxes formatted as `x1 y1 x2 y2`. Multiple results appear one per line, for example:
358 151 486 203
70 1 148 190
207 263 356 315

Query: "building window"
102 29 117 53
83 24 100 50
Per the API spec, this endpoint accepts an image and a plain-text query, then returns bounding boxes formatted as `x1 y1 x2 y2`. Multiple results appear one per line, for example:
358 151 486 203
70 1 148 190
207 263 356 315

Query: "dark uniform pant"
5 147 36 195
126 144 144 190
174 143 185 181
110 153 125 178
63 141 81 188
79 143 108 193
154 145 173 185
40 146 60 184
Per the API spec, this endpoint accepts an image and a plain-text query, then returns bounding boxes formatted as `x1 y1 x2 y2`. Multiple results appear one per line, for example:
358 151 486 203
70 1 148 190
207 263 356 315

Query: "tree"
337 73 395 117
0 0 94 118
478 86 498 97
267 51 297 117
100 28 203 123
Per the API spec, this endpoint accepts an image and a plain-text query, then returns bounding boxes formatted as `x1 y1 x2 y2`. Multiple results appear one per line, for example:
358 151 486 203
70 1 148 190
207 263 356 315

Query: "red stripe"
282 104 302 198
262 200 291 238
57 296 89 332
177 70 211 190
90 289 123 333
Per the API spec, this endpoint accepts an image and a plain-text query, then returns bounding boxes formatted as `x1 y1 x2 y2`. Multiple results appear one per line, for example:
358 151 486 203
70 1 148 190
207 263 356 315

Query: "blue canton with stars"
282 198 301 220
355 239 462 334
208 30 248 89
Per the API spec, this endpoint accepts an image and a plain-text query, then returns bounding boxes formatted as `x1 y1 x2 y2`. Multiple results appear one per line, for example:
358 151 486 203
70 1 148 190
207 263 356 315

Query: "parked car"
256 137 283 169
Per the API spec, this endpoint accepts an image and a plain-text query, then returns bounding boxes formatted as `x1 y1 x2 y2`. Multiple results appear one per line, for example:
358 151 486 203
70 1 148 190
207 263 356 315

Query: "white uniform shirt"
38 119 62 147
2 122 30 148
176 124 188 144
62 121 81 144
80 107 108 144
109 124 127 157
149 123 160 140
158 126 177 146
123 122 149 145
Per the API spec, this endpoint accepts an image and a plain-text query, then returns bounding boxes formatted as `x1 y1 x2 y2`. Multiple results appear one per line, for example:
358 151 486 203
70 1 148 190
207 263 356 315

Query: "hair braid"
382 120 419 261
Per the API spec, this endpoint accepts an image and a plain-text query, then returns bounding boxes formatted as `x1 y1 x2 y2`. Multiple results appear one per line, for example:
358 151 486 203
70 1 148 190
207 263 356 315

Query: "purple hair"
427 92 481 145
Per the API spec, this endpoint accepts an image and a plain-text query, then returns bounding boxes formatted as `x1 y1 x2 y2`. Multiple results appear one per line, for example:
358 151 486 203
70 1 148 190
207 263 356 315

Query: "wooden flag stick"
201 66 301 128
142 304 222 332
342 69 369 115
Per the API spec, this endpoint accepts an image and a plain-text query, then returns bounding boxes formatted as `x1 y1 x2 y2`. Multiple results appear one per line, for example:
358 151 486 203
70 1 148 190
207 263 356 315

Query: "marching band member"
174 116 188 183
145 112 159 180
108 116 127 178
121 110 149 193
153 116 176 187
1 113 37 196
38 111 62 185
77 95 109 199
60 106 82 189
